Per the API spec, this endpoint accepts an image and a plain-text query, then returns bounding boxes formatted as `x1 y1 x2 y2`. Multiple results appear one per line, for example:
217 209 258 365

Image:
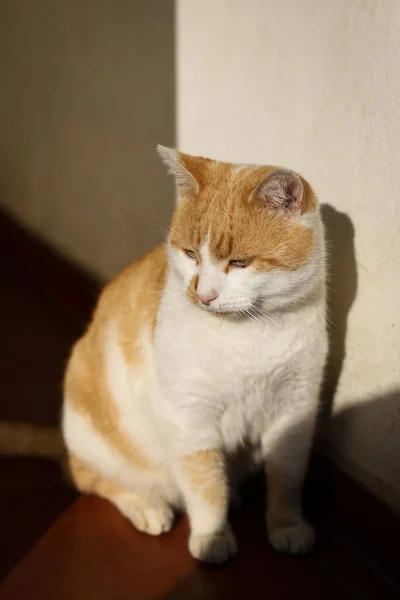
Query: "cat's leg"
175 448 237 564
68 453 174 535
262 402 317 555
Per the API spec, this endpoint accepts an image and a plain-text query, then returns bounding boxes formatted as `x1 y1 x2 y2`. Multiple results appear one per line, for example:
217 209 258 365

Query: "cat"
1 147 328 565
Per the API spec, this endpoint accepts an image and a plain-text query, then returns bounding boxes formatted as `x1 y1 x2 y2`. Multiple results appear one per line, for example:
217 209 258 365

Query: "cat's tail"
0 421 64 461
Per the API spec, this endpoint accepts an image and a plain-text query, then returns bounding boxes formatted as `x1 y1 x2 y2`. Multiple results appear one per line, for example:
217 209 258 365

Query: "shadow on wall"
318 204 358 430
0 0 176 280
329 388 400 512
318 206 400 510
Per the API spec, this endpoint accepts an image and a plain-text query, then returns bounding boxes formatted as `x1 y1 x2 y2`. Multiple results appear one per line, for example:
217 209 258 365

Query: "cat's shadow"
319 203 358 432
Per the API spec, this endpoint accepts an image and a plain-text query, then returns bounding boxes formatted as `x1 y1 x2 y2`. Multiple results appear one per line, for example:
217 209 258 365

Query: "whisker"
251 305 283 331
242 307 260 327
142 213 171 225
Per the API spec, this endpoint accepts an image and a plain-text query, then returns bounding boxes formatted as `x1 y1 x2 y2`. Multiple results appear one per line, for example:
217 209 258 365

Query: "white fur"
63 403 176 534
104 324 163 463
62 328 181 506
63 402 140 490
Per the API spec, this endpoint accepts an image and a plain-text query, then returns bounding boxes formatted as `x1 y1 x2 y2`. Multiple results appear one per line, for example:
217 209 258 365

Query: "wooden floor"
0 261 78 580
0 218 400 599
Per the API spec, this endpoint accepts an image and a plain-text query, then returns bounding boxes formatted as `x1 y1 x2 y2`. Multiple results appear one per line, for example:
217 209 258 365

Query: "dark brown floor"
0 494 393 600
0 230 400 598
0 261 78 579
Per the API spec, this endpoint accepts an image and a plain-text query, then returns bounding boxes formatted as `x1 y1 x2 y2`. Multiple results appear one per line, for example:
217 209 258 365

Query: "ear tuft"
157 145 198 196
255 168 304 216
156 145 179 173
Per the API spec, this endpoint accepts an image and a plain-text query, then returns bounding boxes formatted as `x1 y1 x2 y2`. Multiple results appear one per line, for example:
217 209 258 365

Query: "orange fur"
181 449 227 506
0 422 63 458
64 246 167 474
68 452 125 498
170 158 316 273
186 273 199 303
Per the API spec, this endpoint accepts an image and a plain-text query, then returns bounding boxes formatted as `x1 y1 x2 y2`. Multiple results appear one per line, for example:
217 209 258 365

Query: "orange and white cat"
7 147 328 564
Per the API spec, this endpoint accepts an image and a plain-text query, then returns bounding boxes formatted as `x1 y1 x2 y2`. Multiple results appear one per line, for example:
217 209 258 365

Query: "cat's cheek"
170 251 196 284
225 271 259 306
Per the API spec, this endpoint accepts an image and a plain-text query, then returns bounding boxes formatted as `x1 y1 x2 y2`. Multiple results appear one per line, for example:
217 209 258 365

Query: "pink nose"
196 290 218 306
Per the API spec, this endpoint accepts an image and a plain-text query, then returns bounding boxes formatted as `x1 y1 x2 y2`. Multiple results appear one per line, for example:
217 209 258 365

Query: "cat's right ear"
157 145 202 200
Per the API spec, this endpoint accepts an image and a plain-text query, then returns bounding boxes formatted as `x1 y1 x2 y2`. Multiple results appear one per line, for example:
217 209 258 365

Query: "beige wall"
177 0 400 510
0 0 175 280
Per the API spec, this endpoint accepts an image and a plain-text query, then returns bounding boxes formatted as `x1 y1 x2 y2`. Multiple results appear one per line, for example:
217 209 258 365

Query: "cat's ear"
157 145 201 199
254 169 304 216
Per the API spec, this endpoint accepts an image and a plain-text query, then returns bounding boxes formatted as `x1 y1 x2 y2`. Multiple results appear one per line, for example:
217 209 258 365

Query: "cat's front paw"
189 527 238 565
268 520 315 555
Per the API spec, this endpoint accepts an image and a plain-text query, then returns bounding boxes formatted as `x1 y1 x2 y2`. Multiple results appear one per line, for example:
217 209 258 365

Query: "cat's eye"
184 249 197 259
230 259 250 268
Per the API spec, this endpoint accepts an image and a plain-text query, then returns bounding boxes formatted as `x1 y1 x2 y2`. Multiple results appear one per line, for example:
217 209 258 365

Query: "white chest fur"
153 284 325 456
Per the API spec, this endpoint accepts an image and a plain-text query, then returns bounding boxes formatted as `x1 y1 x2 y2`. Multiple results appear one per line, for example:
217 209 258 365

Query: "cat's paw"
136 505 175 535
119 496 174 536
189 527 238 564
268 521 315 555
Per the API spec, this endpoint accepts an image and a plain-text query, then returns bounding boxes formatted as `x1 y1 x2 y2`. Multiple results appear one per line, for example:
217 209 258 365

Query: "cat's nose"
196 290 219 306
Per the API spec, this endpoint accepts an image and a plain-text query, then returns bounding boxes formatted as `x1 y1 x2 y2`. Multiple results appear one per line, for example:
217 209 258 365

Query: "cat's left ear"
157 145 205 200
254 169 304 217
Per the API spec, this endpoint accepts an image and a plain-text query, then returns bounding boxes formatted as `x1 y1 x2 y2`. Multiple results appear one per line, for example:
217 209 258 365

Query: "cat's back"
65 243 167 396
96 244 167 331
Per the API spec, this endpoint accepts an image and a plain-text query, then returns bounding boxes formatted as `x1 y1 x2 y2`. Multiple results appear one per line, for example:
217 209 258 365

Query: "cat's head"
158 146 323 316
